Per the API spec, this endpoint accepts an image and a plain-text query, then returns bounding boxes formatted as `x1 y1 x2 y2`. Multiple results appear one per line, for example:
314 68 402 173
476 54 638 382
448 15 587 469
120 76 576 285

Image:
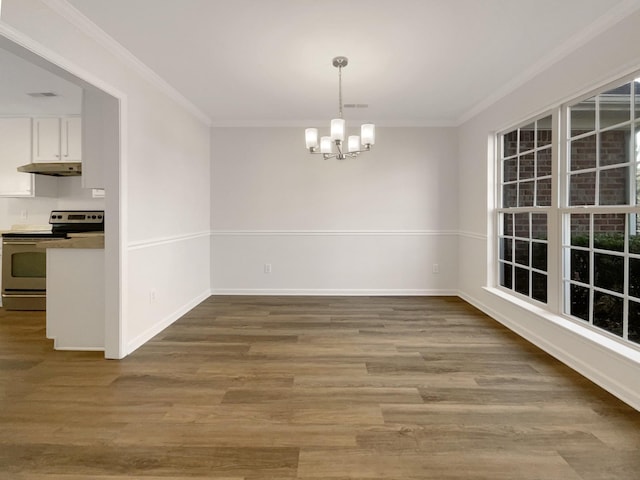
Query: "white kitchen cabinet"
32 116 82 163
62 117 82 161
0 117 56 197
32 117 59 162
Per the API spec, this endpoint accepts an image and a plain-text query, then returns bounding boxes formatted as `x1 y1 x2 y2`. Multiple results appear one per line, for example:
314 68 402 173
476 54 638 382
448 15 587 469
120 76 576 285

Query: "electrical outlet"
264 263 272 274
20 209 28 220
432 263 440 274
149 290 157 303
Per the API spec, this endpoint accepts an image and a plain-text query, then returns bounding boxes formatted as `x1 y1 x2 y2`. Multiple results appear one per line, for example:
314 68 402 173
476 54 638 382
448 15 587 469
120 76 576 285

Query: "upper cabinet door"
32 117 61 162
31 117 82 163
62 117 81 161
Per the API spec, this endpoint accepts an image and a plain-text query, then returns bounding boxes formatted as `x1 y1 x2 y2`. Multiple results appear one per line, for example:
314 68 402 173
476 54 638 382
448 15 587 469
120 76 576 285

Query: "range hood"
17 162 82 176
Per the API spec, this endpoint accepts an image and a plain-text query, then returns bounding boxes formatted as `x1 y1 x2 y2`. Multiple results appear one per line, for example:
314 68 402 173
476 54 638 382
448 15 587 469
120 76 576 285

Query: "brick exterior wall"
505 128 630 234
570 129 629 213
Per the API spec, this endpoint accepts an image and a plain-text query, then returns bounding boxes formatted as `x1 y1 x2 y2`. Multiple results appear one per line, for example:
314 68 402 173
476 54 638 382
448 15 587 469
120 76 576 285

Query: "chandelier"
305 56 375 160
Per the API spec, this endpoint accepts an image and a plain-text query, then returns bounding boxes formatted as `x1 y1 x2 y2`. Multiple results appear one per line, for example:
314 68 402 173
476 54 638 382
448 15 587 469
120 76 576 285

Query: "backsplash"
0 176 104 230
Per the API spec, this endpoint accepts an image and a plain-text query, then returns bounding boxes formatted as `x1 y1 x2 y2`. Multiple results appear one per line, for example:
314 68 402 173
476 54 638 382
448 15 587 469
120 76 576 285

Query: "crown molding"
456 0 640 126
42 0 212 127
208 119 458 128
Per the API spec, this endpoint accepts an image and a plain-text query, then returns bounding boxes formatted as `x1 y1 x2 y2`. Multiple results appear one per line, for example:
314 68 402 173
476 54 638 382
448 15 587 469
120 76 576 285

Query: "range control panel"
49 210 104 225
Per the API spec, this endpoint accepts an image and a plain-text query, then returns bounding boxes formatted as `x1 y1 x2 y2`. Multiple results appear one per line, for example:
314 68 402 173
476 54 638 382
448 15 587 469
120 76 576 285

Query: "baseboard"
125 289 211 355
211 288 457 296
54 345 104 352
458 290 640 412
49 336 104 352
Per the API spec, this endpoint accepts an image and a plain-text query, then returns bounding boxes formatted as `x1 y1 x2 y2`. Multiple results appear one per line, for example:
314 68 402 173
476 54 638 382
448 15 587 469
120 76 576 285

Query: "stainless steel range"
1 210 104 310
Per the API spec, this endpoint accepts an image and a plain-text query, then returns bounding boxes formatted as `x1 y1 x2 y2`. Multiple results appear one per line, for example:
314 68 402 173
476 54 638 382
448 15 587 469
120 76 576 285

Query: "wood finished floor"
1 296 640 479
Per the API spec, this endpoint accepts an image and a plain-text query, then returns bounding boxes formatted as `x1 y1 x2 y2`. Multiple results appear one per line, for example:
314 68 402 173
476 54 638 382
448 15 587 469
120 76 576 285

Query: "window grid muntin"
498 210 548 303
501 116 553 209
567 82 637 208
562 210 640 342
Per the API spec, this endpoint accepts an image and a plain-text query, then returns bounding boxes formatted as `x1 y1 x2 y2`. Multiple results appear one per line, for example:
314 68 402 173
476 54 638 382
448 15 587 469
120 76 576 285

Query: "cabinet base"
1 293 46 310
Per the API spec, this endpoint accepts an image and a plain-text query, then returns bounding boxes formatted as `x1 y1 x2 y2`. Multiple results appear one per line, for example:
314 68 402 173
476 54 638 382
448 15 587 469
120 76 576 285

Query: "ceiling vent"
343 103 369 109
27 92 58 98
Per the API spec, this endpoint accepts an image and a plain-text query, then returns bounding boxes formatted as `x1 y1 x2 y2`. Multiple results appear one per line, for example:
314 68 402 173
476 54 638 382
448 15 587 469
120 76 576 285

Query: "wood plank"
297 447 582 479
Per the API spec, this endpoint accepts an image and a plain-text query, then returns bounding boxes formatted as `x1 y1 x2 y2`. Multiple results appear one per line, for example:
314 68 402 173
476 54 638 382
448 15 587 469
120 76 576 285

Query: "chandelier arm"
309 147 329 156
351 145 371 154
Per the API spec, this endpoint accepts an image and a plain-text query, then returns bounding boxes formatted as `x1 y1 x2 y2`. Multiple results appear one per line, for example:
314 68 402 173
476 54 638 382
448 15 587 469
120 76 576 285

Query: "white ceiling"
55 0 640 126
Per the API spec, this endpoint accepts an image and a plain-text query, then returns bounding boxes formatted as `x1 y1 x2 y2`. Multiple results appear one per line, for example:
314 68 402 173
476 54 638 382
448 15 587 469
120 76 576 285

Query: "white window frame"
495 110 558 307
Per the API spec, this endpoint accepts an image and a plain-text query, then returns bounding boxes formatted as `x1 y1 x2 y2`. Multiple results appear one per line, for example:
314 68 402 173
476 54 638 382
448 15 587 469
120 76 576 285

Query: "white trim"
126 289 211 355
459 288 640 411
458 231 487 241
42 0 212 127
110 94 127 360
457 0 640 125
52 344 103 352
128 231 210 250
212 289 456 296
212 229 459 237
210 120 458 128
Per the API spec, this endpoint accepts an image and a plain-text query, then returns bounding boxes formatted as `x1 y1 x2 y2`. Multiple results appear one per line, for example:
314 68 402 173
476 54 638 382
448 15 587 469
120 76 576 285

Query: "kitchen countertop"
38 232 104 249
2 225 52 235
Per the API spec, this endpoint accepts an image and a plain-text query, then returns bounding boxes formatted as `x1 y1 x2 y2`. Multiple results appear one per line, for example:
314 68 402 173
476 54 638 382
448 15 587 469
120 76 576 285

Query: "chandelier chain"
338 65 343 119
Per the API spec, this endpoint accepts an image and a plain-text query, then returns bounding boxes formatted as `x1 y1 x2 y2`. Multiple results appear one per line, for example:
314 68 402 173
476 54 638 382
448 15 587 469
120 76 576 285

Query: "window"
563 80 640 342
498 115 552 303
496 76 640 347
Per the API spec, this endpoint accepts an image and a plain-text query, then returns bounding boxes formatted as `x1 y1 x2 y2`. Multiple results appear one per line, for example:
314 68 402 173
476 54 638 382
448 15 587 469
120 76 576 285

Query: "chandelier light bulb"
361 124 376 146
348 136 360 153
305 128 319 149
320 136 333 154
331 119 345 142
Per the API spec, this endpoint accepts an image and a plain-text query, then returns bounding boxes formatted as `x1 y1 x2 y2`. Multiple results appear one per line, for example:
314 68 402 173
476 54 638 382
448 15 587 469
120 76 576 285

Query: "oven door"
2 239 47 292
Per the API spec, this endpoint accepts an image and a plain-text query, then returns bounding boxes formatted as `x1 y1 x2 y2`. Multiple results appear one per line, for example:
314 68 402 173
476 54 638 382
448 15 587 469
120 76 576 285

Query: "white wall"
125 89 211 352
211 127 458 294
1 0 211 357
457 9 640 410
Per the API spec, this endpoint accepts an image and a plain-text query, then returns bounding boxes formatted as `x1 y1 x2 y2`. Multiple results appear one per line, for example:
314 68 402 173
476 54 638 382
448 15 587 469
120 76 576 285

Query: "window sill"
483 286 640 365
